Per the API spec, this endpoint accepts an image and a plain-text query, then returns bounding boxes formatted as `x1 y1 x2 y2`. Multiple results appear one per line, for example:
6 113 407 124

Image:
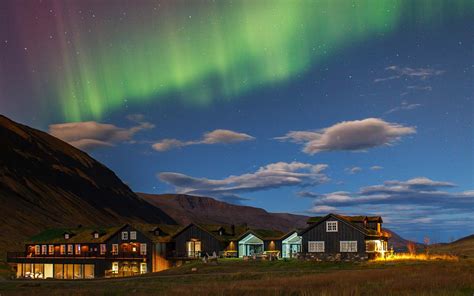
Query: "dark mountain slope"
139 193 308 232
0 115 174 255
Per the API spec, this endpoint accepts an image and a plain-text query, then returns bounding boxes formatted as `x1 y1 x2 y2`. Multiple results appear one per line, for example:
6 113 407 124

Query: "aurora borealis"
1 0 473 242
1 0 472 121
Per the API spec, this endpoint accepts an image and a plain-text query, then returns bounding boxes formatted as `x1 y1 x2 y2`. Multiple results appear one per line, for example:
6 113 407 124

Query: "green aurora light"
38 0 473 121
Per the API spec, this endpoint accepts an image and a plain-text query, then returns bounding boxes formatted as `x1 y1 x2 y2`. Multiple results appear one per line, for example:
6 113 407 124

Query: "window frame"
130 231 137 240
67 244 74 255
340 241 358 252
326 221 338 232
121 231 129 240
308 241 325 253
48 245 54 255
112 244 119 255
60 245 66 255
100 244 107 255
140 243 147 255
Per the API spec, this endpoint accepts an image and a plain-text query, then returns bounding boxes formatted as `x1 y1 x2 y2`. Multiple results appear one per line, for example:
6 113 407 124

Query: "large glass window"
54 264 63 279
74 264 83 279
34 264 44 278
44 264 53 279
186 240 201 257
64 264 74 279
84 264 94 279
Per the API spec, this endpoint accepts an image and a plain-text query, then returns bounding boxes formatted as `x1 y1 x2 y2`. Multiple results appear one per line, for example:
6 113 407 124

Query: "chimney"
231 224 235 236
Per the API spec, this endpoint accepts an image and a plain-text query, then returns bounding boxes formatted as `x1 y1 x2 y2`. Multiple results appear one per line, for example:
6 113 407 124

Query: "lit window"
140 243 147 255
75 244 81 255
130 231 137 240
112 262 119 274
67 244 73 255
326 221 338 232
112 244 119 255
64 233 70 240
60 245 66 255
35 245 41 255
308 241 325 252
121 231 128 240
48 245 54 255
100 244 107 255
140 263 147 274
41 245 47 255
93 232 99 239
340 241 357 252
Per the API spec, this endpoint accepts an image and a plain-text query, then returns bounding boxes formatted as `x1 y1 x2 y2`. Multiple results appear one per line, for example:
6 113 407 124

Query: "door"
289 244 301 257
186 240 201 257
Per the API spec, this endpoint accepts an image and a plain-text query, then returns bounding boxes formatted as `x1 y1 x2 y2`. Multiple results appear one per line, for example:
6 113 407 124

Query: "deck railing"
7 252 148 260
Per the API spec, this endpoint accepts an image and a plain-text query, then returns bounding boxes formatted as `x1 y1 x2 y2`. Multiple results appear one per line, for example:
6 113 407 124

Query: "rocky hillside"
0 115 175 255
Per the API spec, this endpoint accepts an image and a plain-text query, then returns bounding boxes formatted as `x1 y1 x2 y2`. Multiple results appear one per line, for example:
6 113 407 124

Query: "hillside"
0 115 175 255
139 193 308 232
430 234 474 258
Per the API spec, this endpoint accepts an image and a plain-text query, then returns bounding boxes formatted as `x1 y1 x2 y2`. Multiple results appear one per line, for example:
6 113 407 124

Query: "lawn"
0 259 473 295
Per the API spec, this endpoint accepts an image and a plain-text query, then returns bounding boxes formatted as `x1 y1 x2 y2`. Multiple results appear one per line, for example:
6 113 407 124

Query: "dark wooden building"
299 213 389 260
171 223 246 259
7 224 181 279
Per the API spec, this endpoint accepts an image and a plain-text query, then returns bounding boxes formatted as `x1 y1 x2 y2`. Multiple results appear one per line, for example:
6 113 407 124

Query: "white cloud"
276 118 415 155
370 166 384 171
309 205 338 213
306 177 470 209
345 166 362 174
152 129 254 152
159 161 329 201
374 65 444 82
49 116 154 151
386 101 422 114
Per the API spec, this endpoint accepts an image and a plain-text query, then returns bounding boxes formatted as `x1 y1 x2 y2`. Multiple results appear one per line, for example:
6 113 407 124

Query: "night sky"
1 0 473 242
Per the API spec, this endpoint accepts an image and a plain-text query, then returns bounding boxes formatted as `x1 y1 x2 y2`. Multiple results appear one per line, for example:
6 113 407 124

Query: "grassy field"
0 258 473 296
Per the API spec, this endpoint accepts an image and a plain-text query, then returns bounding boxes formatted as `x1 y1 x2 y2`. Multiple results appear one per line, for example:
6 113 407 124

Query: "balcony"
7 251 148 261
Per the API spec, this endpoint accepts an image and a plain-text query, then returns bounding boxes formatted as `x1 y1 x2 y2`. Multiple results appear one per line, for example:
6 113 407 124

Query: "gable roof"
26 223 183 244
300 213 377 236
26 225 126 244
172 223 248 242
237 228 285 241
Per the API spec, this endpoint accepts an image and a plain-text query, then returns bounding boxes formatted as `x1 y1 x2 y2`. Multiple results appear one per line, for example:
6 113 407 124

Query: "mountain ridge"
0 114 175 255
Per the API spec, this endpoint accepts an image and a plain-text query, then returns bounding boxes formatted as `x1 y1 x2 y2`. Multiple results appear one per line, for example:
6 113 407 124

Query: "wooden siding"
174 224 225 257
301 216 366 255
